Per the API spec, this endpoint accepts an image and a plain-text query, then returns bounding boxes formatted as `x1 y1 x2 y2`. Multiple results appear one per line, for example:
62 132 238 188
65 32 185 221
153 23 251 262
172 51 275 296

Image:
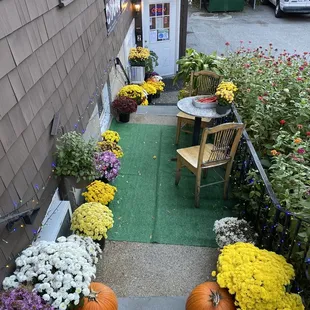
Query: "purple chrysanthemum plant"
94 151 121 182
0 287 54 310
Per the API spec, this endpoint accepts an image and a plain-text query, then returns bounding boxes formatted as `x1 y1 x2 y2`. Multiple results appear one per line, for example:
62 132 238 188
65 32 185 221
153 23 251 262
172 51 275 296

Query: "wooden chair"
175 70 221 145
175 122 244 208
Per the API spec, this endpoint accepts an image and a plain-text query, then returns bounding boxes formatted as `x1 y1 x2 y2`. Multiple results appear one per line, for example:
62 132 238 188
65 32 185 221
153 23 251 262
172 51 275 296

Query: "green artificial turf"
108 121 235 247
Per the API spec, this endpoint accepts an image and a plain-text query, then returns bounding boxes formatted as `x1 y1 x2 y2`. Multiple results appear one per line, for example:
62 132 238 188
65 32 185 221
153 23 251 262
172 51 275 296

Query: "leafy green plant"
173 48 224 84
145 50 159 73
54 131 98 182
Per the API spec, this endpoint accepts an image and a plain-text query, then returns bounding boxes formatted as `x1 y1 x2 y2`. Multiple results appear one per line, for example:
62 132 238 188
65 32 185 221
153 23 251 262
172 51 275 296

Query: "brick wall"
0 0 133 281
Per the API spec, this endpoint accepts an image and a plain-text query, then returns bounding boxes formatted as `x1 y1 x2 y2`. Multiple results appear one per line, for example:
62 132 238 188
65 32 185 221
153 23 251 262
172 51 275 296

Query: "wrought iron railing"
229 105 310 308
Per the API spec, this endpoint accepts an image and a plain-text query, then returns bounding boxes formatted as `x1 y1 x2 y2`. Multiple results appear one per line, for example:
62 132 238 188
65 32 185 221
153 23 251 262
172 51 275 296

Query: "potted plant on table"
112 96 137 123
54 131 97 188
215 81 238 115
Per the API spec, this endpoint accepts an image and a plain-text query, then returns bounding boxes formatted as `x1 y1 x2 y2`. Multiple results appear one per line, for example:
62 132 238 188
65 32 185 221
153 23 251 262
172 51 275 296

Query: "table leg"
192 117 201 145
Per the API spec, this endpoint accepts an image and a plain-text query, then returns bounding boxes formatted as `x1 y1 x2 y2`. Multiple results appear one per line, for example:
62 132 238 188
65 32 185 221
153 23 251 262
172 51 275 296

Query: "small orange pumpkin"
79 282 118 310
186 281 236 310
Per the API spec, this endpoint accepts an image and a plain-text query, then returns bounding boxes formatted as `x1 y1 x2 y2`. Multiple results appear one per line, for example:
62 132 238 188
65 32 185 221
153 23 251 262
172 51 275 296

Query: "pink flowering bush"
221 43 310 215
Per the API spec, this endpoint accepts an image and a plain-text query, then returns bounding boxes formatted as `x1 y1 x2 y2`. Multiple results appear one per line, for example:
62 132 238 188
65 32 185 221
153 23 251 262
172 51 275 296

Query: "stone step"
118 296 187 310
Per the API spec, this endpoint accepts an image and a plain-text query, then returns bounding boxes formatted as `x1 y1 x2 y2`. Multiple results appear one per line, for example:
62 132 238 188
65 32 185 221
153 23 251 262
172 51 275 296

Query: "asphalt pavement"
187 3 310 55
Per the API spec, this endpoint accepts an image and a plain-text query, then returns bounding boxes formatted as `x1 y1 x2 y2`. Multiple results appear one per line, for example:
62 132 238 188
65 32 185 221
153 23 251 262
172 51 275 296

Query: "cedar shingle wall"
0 0 133 281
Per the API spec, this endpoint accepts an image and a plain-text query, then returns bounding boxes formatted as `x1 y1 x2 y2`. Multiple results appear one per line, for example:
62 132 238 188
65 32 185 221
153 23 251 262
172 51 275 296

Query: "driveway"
187 3 310 55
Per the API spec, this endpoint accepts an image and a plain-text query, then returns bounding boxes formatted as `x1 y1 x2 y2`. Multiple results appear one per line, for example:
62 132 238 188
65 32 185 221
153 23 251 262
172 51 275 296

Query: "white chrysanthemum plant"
213 217 257 248
3 235 102 309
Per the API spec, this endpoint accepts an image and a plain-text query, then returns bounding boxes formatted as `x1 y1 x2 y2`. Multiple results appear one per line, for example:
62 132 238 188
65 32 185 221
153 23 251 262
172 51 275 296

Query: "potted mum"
97 140 124 158
129 47 150 84
82 180 117 205
118 84 148 106
3 235 101 309
94 151 121 183
141 81 157 104
112 96 137 123
70 202 114 248
0 287 54 309
215 81 238 115
54 131 97 188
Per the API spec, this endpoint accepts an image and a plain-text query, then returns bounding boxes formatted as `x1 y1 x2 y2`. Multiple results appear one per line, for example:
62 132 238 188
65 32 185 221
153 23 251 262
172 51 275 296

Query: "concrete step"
137 105 179 116
118 296 187 310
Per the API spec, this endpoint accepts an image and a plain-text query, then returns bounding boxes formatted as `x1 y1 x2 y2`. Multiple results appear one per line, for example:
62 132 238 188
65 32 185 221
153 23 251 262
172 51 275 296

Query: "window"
149 3 170 42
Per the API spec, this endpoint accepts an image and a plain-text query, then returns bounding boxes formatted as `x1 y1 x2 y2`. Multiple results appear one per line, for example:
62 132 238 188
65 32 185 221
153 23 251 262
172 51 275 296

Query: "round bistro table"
177 96 232 145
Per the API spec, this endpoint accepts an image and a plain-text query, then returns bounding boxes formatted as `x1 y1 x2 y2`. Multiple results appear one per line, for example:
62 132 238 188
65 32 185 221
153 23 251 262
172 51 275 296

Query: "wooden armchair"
175 70 221 145
175 122 244 208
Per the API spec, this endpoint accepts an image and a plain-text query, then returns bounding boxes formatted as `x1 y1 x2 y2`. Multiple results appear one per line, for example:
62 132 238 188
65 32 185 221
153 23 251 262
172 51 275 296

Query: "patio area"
95 106 236 308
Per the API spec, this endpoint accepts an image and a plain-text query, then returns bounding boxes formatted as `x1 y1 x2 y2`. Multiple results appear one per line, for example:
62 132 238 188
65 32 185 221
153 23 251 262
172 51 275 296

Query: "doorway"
142 0 180 76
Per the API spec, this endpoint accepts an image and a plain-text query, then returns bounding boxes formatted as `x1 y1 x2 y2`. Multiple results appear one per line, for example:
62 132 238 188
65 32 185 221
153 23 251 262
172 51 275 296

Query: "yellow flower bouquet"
215 81 238 106
70 202 114 240
98 141 124 158
118 85 148 106
216 242 304 310
101 130 120 143
82 180 117 205
129 47 150 66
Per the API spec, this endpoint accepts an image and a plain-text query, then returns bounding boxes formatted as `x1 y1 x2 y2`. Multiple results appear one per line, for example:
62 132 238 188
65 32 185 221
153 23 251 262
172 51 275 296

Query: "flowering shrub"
118 85 148 106
111 96 137 114
128 47 150 65
82 180 117 205
3 235 101 309
94 151 121 182
141 81 157 95
213 217 256 248
97 141 123 158
216 242 304 309
215 81 238 105
71 202 114 240
101 130 120 143
221 44 310 215
0 287 54 310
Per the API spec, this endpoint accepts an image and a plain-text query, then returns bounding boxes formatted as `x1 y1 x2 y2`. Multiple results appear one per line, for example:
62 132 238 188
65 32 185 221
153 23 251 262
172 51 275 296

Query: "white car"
262 0 310 18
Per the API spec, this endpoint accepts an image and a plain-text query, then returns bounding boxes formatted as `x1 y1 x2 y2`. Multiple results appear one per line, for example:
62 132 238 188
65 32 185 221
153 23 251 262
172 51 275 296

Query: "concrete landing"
118 296 187 310
96 241 218 297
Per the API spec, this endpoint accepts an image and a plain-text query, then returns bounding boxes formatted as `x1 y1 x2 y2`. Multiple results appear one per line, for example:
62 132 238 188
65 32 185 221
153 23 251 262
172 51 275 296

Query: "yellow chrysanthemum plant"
101 130 120 143
141 82 157 96
129 47 150 66
70 202 114 240
82 180 117 205
98 140 124 158
146 77 165 96
215 81 238 106
215 242 304 310
118 85 148 106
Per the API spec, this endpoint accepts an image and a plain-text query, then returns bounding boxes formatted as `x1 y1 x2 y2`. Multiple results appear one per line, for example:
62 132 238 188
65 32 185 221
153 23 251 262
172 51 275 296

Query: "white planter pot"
130 66 145 84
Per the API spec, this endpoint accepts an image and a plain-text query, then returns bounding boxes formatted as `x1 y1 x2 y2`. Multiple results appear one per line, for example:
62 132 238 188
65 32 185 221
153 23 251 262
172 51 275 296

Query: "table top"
177 96 231 119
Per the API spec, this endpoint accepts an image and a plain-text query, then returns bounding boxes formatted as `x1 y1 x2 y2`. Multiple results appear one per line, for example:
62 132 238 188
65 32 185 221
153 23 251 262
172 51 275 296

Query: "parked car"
262 0 310 18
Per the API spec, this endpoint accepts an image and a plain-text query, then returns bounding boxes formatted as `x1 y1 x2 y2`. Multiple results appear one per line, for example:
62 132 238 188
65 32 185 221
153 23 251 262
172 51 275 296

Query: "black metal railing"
229 105 310 308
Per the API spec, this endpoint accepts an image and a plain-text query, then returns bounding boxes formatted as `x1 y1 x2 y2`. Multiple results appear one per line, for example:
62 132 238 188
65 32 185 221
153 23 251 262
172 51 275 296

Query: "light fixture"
134 3 141 12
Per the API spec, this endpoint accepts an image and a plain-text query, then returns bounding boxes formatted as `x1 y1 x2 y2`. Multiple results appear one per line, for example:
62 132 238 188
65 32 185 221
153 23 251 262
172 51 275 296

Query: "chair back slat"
198 123 244 167
189 70 221 96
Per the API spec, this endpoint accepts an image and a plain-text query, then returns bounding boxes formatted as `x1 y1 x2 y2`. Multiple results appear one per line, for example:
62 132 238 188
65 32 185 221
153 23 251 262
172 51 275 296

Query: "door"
143 0 179 77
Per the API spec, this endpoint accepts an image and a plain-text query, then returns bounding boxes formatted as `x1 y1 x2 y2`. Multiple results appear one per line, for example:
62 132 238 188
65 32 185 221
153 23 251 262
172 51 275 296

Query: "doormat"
107 121 235 247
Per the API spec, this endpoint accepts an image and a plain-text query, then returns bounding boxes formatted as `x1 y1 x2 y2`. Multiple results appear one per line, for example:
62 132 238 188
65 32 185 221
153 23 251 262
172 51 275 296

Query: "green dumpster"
205 0 244 12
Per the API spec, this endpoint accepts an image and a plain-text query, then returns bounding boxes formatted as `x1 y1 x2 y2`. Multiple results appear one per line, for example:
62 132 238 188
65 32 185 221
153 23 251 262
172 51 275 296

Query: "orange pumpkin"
186 282 236 310
79 282 118 310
